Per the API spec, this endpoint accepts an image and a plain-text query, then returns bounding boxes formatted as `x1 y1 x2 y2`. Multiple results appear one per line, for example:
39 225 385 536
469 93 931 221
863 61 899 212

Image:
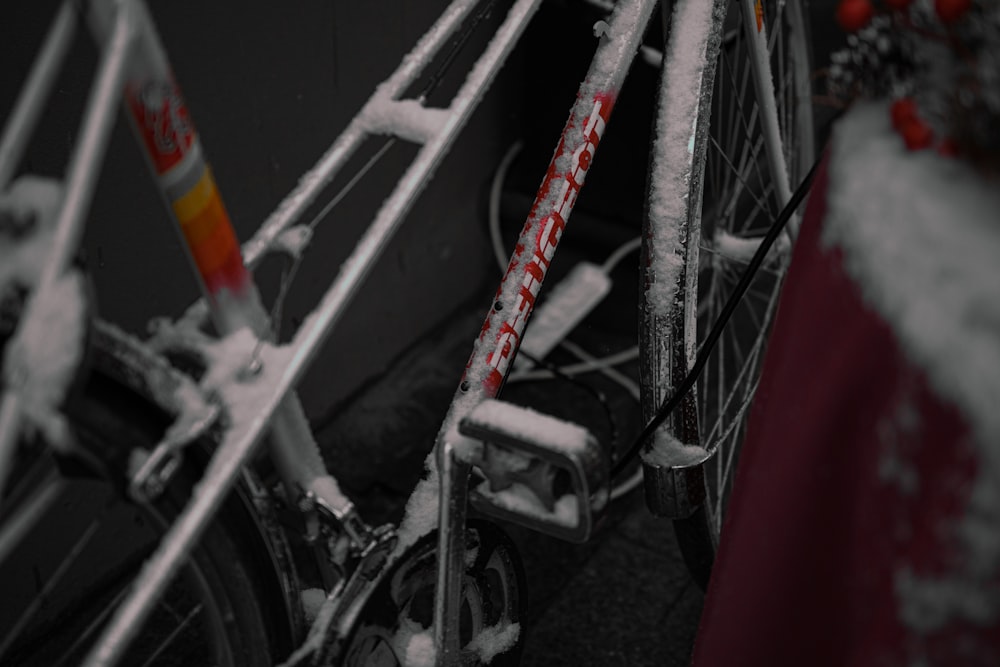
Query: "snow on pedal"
459 399 609 543
515 262 611 369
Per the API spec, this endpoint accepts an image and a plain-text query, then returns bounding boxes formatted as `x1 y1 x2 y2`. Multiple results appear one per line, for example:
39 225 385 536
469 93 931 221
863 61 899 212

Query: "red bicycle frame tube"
480 94 613 394
431 0 660 662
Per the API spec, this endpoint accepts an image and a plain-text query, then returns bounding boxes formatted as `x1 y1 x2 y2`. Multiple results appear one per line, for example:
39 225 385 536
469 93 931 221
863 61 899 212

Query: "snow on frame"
274 224 314 259
360 95 451 145
394 0 657 576
465 399 594 454
640 430 710 468
0 176 85 445
824 100 1000 634
644 0 717 313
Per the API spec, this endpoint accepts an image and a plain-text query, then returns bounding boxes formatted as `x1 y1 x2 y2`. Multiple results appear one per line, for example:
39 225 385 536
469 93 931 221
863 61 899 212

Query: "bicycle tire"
641 0 814 587
0 369 287 666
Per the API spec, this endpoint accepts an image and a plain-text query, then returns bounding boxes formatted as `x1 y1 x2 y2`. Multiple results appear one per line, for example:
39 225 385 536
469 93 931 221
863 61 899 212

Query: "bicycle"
0 0 814 664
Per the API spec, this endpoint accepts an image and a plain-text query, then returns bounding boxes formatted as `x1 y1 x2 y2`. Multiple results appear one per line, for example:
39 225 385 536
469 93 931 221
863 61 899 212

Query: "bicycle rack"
459 399 609 543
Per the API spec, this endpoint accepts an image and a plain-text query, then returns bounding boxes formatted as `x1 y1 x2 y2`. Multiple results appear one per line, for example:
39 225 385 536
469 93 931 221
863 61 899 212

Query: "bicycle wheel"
0 370 286 666
641 0 814 584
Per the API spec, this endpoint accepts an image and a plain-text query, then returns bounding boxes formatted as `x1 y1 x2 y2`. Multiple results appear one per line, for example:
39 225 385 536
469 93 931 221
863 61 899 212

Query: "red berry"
883 0 914 9
890 97 918 130
899 117 934 151
935 0 972 23
836 0 875 31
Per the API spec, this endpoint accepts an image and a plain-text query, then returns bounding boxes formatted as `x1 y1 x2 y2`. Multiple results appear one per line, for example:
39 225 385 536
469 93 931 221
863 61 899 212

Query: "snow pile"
375 618 436 667
274 224 313 259
148 319 294 438
640 431 710 468
361 94 450 144
467 621 520 664
825 100 1000 634
475 480 579 528
395 461 442 554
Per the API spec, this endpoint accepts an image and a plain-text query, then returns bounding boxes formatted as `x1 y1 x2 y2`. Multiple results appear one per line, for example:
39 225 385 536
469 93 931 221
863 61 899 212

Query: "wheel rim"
697 0 814 541
343 521 524 666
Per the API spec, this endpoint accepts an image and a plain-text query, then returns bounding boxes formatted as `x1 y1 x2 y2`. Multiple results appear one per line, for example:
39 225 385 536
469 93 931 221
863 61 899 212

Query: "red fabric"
690 156 998 665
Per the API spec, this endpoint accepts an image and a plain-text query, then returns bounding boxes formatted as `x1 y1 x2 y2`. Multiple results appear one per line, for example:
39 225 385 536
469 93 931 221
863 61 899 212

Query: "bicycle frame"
2 0 543 662
0 0 793 664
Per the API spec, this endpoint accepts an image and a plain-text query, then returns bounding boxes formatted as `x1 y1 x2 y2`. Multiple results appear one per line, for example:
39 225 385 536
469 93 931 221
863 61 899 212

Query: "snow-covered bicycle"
0 0 813 664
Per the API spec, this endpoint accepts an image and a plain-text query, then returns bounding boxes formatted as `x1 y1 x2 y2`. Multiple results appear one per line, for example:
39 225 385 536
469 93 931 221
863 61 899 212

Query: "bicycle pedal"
458 399 608 543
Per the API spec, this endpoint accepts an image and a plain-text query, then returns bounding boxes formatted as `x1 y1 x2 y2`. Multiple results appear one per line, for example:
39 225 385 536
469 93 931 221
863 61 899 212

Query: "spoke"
711 279 783 461
745 283 779 306
767 5 781 55
719 36 751 204
701 290 730 444
726 38 763 209
0 514 104 658
140 603 205 667
708 133 771 229
722 52 775 223
743 292 766 334
727 323 748 373
52 585 131 667
0 471 64 566
701 286 776 450
719 375 761 498
709 60 724 201
739 171 777 236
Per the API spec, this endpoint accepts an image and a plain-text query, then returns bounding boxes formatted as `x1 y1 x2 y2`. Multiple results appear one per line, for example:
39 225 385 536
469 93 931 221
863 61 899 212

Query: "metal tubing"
82 370 279 665
739 0 792 225
279 0 542 401
639 0 724 520
85 1 541 663
241 0 485 268
428 0 657 659
0 395 23 503
0 1 78 189
0 474 64 567
433 444 470 665
39 1 136 289
0 1 133 505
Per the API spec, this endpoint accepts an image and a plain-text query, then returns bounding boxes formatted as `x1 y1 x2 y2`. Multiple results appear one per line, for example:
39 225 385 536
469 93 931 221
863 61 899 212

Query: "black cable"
610 152 824 479
417 0 499 100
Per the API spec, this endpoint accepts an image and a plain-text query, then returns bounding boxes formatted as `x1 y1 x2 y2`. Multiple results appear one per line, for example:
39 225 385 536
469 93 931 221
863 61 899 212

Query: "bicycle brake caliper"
457 398 608 543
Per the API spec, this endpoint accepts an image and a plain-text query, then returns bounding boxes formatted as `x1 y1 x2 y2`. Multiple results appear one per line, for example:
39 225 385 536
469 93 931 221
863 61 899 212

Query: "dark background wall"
2 1 844 421
2 0 528 418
